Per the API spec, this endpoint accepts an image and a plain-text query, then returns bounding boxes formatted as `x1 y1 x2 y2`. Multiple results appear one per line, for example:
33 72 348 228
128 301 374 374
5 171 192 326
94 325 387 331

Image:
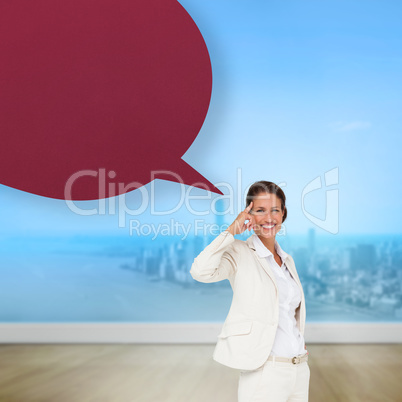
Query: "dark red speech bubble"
0 0 221 200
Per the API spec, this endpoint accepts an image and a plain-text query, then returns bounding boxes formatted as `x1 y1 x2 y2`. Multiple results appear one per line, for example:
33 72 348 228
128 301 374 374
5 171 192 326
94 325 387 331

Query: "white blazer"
190 230 306 371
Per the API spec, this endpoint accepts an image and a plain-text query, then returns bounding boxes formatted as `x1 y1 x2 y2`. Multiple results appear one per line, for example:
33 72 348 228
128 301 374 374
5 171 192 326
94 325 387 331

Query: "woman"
190 181 310 401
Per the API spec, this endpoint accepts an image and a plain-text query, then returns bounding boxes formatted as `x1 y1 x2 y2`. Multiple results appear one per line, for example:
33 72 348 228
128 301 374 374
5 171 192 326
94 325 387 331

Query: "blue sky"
181 0 402 235
1 0 401 236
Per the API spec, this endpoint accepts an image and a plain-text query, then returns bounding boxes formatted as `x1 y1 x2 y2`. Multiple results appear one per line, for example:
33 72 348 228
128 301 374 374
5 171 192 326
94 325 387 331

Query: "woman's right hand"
227 201 254 235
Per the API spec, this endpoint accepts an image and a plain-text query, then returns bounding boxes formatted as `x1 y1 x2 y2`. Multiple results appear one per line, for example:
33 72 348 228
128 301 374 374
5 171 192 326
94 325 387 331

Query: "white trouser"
238 358 310 402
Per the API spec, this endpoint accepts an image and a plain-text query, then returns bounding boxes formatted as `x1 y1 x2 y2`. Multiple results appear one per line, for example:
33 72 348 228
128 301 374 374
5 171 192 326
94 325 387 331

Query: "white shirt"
252 234 306 358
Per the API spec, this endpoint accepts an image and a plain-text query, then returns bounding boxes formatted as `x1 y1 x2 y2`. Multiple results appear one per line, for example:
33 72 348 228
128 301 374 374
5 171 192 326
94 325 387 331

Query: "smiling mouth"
261 224 276 229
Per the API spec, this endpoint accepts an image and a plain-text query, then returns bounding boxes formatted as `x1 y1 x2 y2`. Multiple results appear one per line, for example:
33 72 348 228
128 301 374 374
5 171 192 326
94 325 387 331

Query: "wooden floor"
0 344 401 402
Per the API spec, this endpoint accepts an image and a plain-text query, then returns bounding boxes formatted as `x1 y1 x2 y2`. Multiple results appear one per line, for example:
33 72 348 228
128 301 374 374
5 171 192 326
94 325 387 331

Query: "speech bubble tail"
154 158 223 195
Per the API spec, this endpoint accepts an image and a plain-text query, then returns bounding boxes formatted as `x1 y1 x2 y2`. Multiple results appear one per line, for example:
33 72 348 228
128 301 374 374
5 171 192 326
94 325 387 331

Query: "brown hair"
245 181 287 223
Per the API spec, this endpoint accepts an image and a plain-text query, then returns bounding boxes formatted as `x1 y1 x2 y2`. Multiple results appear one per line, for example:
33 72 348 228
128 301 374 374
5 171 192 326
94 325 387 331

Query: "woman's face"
249 192 284 239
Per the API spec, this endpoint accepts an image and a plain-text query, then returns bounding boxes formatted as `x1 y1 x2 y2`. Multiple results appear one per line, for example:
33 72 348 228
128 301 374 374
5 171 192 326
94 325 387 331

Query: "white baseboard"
0 322 401 344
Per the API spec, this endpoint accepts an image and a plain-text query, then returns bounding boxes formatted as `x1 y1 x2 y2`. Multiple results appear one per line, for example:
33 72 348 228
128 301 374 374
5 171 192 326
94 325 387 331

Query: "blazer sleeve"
190 230 238 283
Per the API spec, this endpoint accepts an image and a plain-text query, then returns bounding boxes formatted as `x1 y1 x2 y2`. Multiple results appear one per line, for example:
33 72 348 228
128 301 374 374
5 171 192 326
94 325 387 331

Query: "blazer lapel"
246 236 278 288
283 257 302 288
245 235 302 291
245 235 305 334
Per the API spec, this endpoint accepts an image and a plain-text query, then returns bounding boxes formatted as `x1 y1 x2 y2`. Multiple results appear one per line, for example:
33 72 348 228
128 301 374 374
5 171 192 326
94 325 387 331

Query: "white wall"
0 323 401 343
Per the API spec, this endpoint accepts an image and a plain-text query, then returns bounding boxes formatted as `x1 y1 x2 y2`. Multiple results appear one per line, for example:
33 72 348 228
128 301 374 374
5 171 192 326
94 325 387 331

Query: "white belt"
267 353 308 365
